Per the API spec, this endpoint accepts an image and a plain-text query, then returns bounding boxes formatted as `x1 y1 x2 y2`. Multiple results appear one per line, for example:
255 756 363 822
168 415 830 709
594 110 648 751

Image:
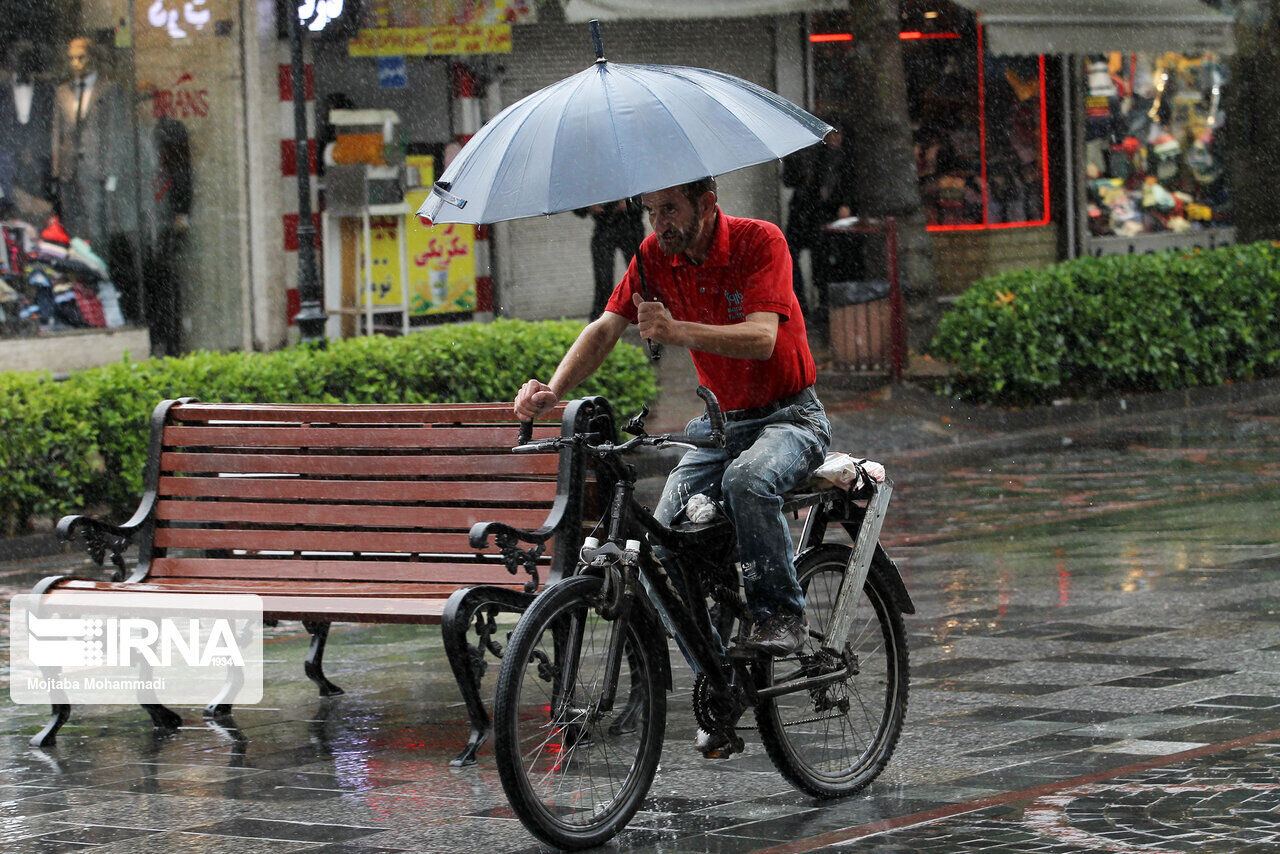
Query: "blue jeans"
653 388 831 624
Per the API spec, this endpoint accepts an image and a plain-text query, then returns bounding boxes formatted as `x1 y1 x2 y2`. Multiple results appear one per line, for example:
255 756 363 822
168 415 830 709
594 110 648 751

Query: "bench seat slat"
155 500 551 530
149 557 534 584
170 403 564 424
153 527 512 553
61 578 509 597
157 476 559 504
48 582 462 624
160 452 560 477
163 425 560 450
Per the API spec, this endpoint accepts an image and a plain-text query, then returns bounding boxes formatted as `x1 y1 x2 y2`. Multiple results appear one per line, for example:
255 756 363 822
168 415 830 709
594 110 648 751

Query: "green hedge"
929 241 1280 405
0 319 657 534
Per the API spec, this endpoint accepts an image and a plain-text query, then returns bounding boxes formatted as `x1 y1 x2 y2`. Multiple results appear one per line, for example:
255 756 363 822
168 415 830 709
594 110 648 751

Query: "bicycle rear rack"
822 480 893 654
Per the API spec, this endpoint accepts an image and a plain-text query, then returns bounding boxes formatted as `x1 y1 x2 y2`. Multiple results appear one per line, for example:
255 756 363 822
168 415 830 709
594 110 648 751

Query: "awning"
952 0 1235 56
563 0 845 23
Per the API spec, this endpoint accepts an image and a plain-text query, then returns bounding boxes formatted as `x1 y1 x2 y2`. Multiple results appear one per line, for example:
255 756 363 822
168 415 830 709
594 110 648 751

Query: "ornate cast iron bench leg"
442 586 535 766
303 621 344 697
143 703 183 729
31 704 72 747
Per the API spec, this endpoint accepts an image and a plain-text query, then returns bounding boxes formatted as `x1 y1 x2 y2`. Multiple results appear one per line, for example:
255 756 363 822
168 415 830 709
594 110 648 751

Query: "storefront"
305 1 522 337
0 0 263 372
957 0 1237 260
807 0 1236 294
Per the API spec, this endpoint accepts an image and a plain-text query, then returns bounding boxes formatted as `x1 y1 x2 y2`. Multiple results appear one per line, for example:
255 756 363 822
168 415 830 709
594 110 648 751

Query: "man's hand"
633 293 683 346
514 379 559 421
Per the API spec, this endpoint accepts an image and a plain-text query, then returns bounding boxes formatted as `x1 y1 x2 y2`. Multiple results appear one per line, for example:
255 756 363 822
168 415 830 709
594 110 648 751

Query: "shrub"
929 241 1280 405
0 319 657 533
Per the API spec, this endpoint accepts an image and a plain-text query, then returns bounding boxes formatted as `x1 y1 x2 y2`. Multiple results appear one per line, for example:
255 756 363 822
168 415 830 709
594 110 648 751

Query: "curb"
888 377 1280 466
888 374 1280 436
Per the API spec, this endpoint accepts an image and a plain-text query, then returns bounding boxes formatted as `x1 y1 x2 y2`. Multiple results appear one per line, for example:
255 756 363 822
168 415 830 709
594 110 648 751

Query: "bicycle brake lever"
624 405 650 437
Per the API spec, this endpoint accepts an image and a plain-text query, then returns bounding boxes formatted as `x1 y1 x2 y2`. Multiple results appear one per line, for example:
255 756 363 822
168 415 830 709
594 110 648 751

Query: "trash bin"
828 280 891 370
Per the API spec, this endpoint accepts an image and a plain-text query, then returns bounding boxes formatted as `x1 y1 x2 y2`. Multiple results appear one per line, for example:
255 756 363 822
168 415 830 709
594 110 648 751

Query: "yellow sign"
363 190 476 315
349 25 511 56
406 155 435 189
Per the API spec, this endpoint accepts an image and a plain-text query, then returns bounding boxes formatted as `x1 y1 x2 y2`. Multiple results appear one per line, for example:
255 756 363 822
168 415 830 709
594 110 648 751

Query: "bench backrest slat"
149 558 523 585
163 424 561 449
156 476 559 504
159 452 561 477
170 403 529 423
155 500 551 530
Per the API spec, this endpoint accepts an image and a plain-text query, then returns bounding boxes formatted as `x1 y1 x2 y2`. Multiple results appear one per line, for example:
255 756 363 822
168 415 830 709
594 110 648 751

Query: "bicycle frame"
583 456 909 711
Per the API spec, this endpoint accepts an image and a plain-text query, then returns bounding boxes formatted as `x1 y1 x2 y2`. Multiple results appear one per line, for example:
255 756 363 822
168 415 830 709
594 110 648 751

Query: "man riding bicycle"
514 176 831 667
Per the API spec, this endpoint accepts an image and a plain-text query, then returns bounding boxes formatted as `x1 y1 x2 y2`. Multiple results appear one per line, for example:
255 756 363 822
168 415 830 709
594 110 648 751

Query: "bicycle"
479 388 914 849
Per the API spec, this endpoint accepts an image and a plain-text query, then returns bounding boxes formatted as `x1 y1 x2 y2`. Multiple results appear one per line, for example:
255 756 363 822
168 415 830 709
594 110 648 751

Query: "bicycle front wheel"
755 543 909 798
493 574 667 850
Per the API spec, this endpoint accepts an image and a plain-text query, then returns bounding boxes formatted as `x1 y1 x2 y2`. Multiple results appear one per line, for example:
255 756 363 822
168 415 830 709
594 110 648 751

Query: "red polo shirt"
605 208 817 412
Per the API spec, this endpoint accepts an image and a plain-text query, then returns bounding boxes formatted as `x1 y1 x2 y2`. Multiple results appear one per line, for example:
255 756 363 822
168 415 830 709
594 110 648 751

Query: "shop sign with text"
349 25 511 57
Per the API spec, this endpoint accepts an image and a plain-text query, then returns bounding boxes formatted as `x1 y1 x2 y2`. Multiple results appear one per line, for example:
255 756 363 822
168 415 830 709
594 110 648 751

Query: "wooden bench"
31 396 614 765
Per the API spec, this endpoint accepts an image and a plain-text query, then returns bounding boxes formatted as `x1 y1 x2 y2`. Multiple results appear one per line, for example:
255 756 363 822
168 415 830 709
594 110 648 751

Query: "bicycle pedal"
726 643 767 660
697 732 744 759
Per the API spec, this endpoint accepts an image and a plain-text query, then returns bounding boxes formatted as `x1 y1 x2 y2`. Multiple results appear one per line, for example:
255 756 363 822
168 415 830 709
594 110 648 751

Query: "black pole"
289 5 327 345
590 19 605 61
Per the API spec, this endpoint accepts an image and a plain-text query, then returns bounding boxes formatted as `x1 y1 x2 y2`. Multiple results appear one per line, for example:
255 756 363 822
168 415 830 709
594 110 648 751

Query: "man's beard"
656 214 702 255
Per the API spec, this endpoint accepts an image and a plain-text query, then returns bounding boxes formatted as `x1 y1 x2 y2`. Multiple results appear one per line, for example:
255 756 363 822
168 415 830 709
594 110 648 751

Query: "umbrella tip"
589 19 605 61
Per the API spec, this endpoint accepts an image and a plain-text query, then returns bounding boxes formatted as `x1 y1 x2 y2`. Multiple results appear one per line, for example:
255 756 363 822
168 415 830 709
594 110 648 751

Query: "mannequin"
52 35 140 321
0 41 54 221
52 35 138 246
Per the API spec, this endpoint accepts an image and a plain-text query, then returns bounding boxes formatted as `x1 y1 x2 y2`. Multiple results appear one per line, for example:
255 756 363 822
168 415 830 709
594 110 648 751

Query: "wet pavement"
0 377 1278 852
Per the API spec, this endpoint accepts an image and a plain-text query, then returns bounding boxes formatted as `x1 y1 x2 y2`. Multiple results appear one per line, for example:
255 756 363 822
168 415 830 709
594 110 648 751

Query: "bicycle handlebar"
512 387 727 455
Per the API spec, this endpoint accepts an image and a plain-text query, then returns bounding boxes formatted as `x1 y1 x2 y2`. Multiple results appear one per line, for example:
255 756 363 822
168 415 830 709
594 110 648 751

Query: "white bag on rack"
811 453 886 492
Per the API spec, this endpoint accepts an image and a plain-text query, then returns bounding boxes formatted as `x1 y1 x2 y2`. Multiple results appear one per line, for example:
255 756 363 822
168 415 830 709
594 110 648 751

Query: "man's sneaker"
738 613 807 657
695 728 741 759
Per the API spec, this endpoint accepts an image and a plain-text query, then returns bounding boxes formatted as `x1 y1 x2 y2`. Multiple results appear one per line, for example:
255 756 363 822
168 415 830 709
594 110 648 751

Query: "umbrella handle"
631 225 663 362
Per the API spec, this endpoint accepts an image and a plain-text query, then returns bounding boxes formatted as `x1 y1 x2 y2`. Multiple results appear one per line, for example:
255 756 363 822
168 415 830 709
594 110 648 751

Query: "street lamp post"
289 4 327 345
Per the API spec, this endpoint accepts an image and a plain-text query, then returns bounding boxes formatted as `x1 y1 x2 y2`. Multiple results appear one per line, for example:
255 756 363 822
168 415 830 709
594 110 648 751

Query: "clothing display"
1084 51 1231 239
0 212 125 334
0 73 54 221
907 40 1046 228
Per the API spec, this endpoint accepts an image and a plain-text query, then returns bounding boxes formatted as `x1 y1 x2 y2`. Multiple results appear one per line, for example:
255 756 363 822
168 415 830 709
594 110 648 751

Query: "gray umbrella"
417 22 832 227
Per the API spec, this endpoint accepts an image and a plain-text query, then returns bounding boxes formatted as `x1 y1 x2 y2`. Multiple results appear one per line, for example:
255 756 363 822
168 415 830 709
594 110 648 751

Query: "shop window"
811 2 1049 232
903 8 1048 230
1083 51 1230 240
0 26 146 343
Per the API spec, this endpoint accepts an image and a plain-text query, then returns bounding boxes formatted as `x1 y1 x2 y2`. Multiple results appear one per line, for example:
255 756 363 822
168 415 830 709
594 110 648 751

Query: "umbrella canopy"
418 34 832 226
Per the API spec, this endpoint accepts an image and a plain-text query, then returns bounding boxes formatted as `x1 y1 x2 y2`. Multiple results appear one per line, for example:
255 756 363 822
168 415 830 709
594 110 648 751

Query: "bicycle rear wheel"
755 543 909 798
493 574 667 850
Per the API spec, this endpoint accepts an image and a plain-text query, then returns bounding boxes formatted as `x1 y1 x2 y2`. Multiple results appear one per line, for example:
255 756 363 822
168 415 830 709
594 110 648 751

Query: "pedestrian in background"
575 199 644 318
782 123 853 324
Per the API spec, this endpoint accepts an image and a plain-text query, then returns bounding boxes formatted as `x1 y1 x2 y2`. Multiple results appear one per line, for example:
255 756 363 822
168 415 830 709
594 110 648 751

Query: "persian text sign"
10 592 263 705
349 25 512 57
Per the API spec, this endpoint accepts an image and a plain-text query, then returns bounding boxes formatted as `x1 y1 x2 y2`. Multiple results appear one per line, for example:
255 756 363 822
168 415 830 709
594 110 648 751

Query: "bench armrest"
470 520 556 593
57 512 146 582
468 520 554 550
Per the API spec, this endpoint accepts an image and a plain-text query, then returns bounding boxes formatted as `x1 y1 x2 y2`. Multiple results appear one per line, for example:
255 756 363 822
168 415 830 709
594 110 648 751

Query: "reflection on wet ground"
0 400 1275 852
